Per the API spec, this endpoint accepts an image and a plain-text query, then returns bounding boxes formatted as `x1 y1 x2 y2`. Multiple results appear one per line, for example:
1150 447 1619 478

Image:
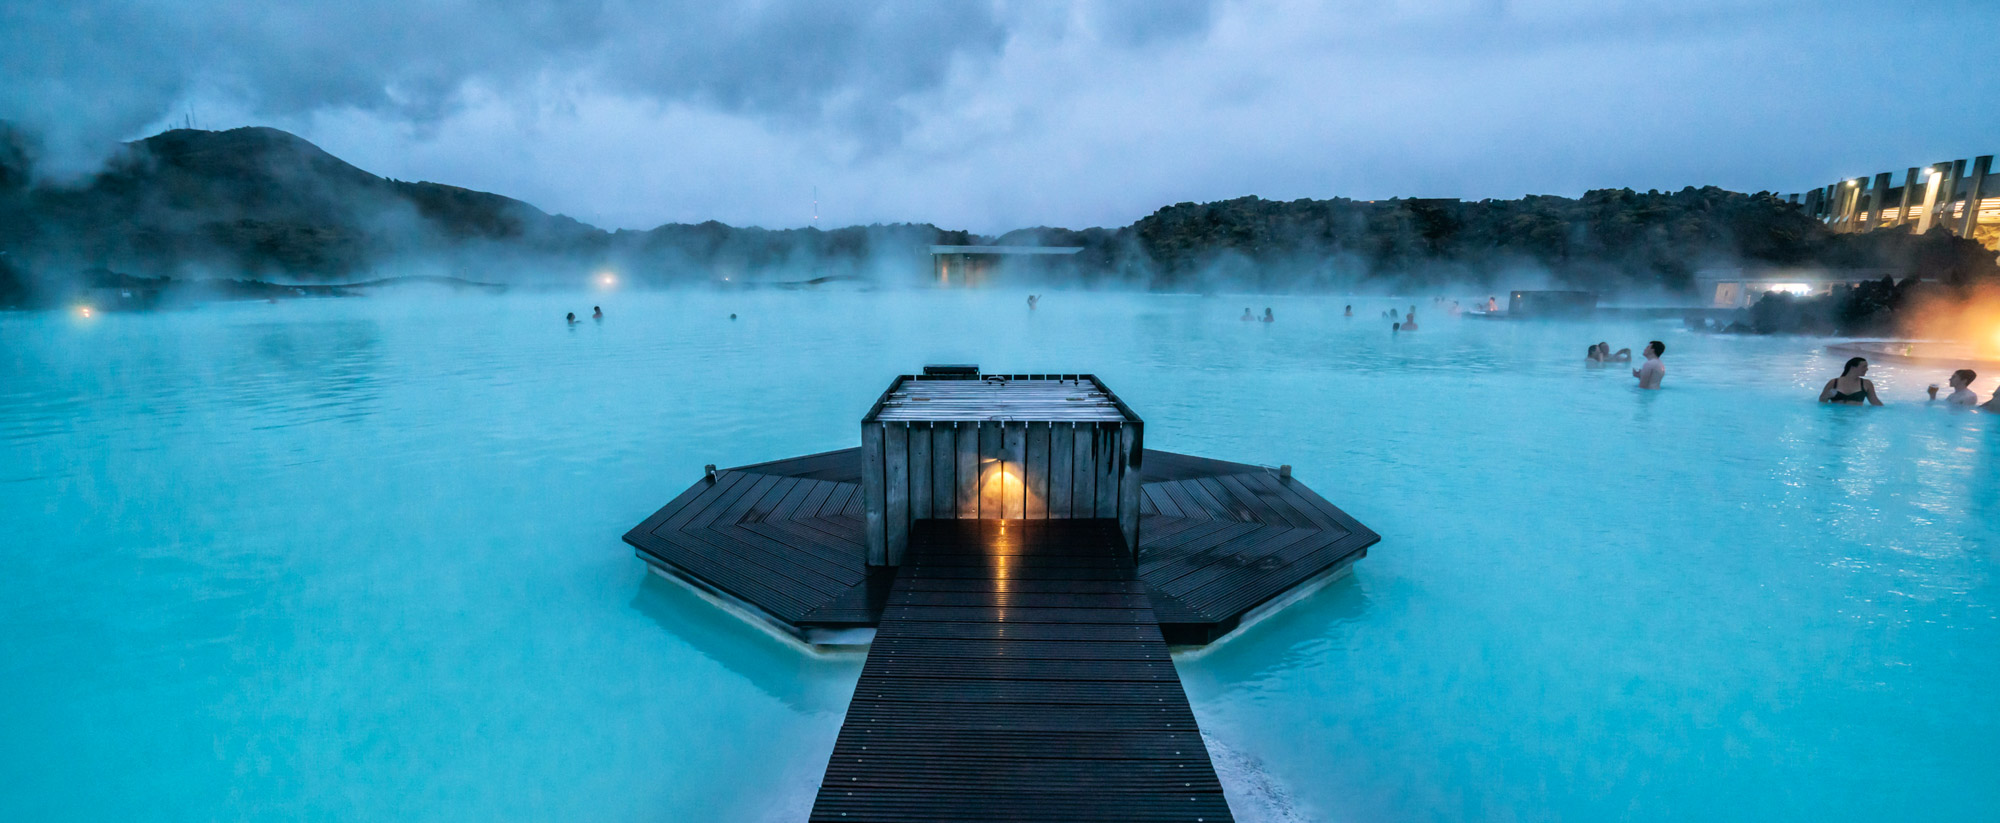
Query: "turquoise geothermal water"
3 291 1997 822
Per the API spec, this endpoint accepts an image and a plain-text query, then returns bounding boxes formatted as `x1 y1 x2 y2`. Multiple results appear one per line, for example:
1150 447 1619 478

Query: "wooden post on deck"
862 421 886 566
885 422 910 565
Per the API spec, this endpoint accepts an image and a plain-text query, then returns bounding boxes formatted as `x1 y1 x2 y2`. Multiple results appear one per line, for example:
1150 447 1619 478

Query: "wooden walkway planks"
1136 468 1378 643
809 519 1234 823
622 447 1377 643
622 467 879 629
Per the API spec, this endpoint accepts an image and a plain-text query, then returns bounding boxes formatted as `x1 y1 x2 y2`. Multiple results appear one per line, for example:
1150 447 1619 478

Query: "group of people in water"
1584 343 1997 406
1586 340 1668 388
565 306 605 324
1817 357 1999 410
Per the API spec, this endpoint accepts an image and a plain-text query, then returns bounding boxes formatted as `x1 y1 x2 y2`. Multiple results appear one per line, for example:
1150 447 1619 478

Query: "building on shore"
929 245 1083 286
1789 154 1997 250
1693 267 1924 309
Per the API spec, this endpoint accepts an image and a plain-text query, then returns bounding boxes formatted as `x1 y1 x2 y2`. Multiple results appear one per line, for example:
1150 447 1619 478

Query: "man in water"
1632 341 1665 389
1928 369 1979 406
1241 308 1254 321
592 306 603 320
1027 294 1039 310
566 312 576 324
1262 308 1275 323
1401 311 1418 331
1344 305 1353 317
1487 296 1498 312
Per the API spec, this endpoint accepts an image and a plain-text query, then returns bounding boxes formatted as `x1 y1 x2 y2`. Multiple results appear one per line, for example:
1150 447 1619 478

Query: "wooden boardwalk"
808 519 1234 823
624 448 1376 645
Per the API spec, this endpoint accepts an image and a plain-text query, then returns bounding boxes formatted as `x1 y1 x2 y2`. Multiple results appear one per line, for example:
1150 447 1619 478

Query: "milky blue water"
3 291 1996 822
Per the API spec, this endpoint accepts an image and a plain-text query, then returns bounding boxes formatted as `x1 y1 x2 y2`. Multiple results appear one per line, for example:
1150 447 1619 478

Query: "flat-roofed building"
1792 154 1997 250
1694 267 1911 308
929 244 1084 286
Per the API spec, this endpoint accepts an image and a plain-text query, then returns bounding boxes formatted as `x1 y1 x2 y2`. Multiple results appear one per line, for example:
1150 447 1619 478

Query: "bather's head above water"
1842 357 1868 378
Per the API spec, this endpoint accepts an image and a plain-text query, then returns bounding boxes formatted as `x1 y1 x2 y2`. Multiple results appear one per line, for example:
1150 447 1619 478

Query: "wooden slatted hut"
860 367 1145 565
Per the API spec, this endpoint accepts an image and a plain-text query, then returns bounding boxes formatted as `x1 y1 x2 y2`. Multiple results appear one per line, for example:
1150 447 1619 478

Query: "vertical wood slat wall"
861 419 1142 565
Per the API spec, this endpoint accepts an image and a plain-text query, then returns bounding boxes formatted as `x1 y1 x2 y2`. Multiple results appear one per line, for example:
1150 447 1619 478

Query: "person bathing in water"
1401 311 1418 331
1819 357 1883 405
1241 308 1254 321
1927 369 1978 406
1344 304 1353 317
1027 294 1040 310
592 306 603 320
1632 341 1666 389
566 312 577 325
1262 308 1275 323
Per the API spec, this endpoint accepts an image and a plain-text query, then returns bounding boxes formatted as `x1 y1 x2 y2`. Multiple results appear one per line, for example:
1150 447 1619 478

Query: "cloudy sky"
4 0 1997 233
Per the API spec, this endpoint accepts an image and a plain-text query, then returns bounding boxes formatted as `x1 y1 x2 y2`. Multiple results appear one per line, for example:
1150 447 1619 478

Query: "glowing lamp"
596 272 617 288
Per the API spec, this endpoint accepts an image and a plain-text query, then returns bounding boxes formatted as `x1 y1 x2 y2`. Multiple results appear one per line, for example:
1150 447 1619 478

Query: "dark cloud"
5 0 1995 233
0 0 1216 174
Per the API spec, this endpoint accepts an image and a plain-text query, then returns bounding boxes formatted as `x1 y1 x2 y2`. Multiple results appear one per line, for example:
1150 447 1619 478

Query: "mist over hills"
1 123 1993 308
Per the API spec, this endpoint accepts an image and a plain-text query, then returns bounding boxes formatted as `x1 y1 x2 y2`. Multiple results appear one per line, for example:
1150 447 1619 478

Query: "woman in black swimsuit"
1819 357 1883 405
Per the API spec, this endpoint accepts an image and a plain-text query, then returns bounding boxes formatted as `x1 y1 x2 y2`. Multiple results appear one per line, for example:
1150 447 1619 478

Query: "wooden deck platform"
808 518 1234 823
623 447 1377 645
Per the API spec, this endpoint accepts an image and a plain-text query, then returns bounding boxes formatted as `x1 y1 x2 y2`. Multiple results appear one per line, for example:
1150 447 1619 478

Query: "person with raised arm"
1632 341 1666 389
1927 369 1979 406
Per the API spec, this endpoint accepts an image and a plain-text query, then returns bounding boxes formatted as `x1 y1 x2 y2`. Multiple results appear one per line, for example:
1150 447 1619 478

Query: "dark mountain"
0 122 1989 310
10 126 604 279
0 125 980 304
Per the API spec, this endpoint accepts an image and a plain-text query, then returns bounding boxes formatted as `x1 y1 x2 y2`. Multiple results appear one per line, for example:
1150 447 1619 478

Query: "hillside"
0 123 1992 309
4 126 605 280
0 124 978 304
1072 190 1997 294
